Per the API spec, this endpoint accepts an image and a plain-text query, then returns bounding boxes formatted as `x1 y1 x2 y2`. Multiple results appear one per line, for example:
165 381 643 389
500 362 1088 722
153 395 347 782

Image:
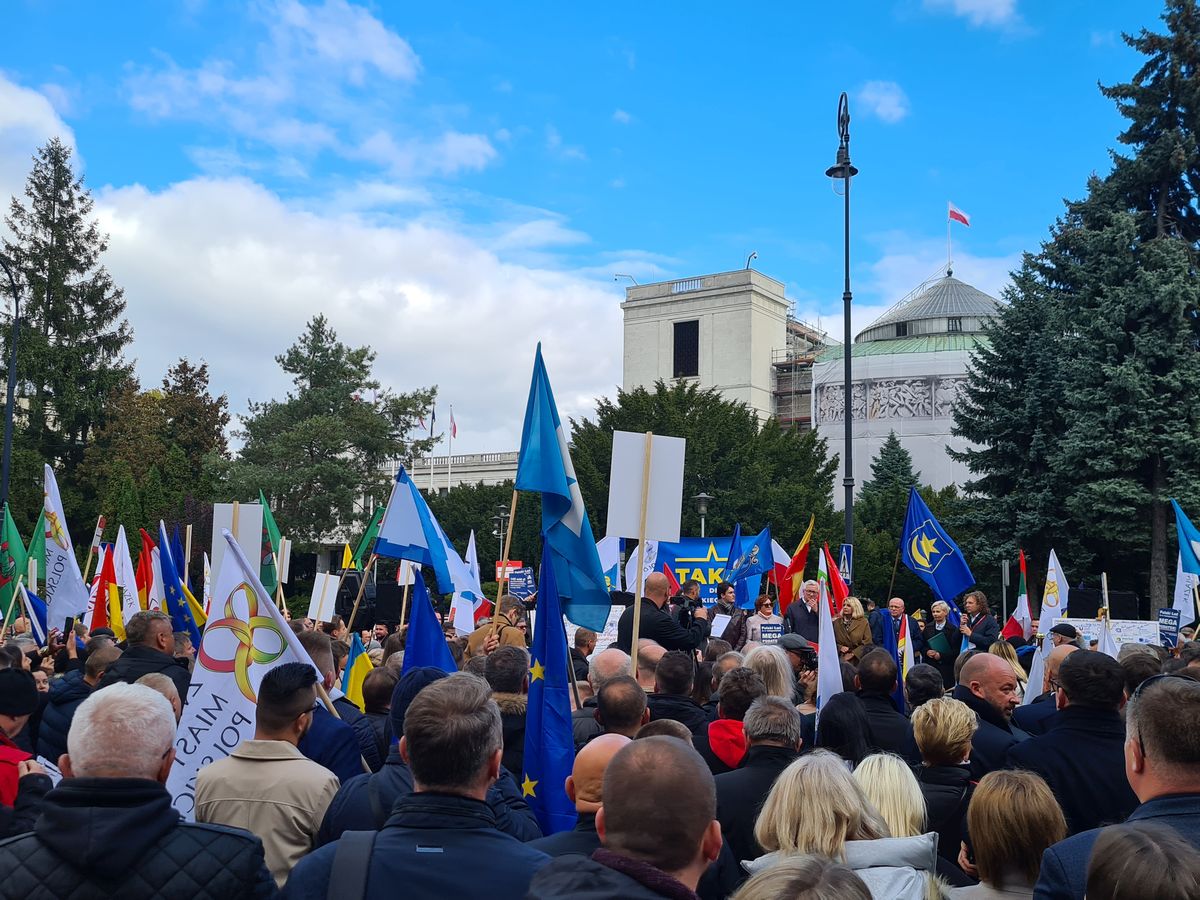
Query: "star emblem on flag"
529 659 545 682
521 775 538 797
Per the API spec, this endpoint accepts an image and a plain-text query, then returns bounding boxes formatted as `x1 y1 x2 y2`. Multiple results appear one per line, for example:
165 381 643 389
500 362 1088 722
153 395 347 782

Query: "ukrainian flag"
341 633 373 712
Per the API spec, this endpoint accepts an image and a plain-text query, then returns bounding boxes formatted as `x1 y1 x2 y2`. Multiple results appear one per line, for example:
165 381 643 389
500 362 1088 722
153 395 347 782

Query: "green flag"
26 509 45 586
353 506 385 569
259 490 282 593
0 505 27 621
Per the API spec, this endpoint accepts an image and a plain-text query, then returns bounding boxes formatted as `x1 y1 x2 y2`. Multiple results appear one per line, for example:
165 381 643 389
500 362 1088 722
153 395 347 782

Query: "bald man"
1012 643 1079 737
528 734 630 857
951 652 1029 779
614 572 708 656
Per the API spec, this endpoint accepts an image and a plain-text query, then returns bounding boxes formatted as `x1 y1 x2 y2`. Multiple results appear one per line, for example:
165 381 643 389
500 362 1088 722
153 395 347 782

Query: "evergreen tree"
2 138 132 514
141 466 169 526
160 359 230 487
106 462 143 535
853 433 921 603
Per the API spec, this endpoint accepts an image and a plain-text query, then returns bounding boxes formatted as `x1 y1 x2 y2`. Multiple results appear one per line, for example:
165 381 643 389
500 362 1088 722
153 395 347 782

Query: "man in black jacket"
0 682 275 899
871 597 926 657
714 697 802 863
614 573 708 655
648 650 709 733
296 630 382 773
959 590 999 652
1007 650 1138 835
856 649 920 764
37 643 121 763
782 580 821 642
529 733 629 856
571 628 596 683
1012 644 1077 737
528 736 723 899
96 611 191 701
951 652 1027 780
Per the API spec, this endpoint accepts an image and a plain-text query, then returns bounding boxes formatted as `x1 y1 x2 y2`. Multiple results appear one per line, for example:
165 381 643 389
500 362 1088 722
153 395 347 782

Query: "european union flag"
723 525 773 610
170 524 190 592
401 573 457 675
522 539 578 835
515 344 610 633
900 488 973 624
1173 500 1200 578
158 522 202 649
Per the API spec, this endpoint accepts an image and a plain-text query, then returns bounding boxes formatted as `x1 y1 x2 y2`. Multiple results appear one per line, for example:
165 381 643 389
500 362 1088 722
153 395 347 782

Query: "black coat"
95 644 191 701
647 693 710 734
36 670 92 763
332 695 384 773
528 812 600 857
1011 691 1062 737
962 612 1000 652
921 621 960 689
914 764 973 863
870 614 926 655
783 601 820 643
714 744 799 863
528 848 699 900
570 649 590 683
317 746 540 845
0 771 51 840
0 777 275 900
286 793 549 900
573 701 602 749
1006 706 1138 836
951 685 1028 781
614 601 708 655
857 691 921 764
298 704 364 784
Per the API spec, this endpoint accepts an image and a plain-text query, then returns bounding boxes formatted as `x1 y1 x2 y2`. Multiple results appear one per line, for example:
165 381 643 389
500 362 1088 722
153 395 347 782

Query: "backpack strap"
329 830 376 900
367 775 387 828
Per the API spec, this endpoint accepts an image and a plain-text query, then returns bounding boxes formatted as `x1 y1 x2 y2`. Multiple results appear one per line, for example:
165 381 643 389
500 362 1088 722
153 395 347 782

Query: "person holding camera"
614 572 708 655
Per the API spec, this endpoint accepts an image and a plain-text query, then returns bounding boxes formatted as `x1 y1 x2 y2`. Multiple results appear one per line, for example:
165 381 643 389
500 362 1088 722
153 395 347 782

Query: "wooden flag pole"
628 432 654 680
345 553 377 632
564 626 583 709
490 490 520 640
1100 571 1110 617
399 562 412 630
231 501 241 542
886 549 901 600
184 524 193 584
0 576 22 637
273 551 287 612
81 515 105 583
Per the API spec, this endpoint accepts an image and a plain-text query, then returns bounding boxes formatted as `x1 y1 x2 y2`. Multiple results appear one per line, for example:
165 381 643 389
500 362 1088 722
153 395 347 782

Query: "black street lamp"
0 255 21 513
691 492 713 538
825 92 858 551
491 503 511 562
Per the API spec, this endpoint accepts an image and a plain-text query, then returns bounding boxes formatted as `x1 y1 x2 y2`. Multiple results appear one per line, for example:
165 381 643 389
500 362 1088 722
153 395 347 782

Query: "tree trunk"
1150 458 1169 614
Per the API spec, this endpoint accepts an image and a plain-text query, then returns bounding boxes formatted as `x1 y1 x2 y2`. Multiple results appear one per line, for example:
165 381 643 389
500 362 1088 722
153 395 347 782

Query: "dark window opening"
895 322 908 337
673 320 699 378
947 317 962 333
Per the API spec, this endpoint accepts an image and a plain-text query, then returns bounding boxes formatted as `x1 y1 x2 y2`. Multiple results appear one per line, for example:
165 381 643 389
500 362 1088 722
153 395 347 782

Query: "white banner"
42 465 90 625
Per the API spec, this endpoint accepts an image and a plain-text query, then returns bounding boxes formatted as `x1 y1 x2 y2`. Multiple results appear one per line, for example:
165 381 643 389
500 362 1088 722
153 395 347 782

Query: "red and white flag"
450 408 458 439
948 203 971 227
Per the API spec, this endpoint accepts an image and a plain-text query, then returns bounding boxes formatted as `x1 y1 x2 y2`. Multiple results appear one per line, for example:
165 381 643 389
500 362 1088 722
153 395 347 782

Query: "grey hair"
136 672 180 706
931 600 950 615
125 610 172 646
801 580 819 592
589 648 631 690
68 683 175 779
743 696 803 747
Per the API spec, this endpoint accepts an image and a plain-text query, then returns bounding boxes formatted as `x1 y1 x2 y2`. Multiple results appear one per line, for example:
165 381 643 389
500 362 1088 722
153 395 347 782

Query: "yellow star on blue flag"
530 659 545 682
521 775 538 797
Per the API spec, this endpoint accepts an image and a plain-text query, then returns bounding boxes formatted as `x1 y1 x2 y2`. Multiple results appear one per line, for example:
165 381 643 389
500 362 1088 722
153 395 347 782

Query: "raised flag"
1022 644 1047 707
401 573 457 675
1037 549 1068 640
20 583 48 647
42 465 90 624
375 466 455 593
450 530 486 636
341 543 354 571
259 490 282 593
595 536 622 593
1173 553 1199 622
521 539 578 835
113 526 142 629
25 510 45 587
93 544 124 641
663 563 681 595
815 550 844 718
167 530 322 818
0 504 26 622
340 633 373 711
879 586 908 712
623 540 658 598
778 516 815 612
353 506 386 570
171 525 190 592
450 409 458 439
1173 500 1200 578
900 487 972 624
514 344 611 632
159 521 202 649
948 202 971 227
1001 550 1034 640
202 552 212 618
136 529 154 611
1098 617 1119 660
822 543 850 613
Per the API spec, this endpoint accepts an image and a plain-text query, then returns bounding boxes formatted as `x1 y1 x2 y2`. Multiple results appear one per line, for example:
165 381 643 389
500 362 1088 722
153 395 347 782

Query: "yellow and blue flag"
522 540 577 835
340 633 374 711
158 521 202 648
514 344 610 633
900 487 973 623
400 573 457 675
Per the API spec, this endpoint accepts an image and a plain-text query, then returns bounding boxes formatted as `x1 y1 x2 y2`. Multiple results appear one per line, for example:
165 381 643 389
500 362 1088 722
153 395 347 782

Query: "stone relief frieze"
816 376 966 424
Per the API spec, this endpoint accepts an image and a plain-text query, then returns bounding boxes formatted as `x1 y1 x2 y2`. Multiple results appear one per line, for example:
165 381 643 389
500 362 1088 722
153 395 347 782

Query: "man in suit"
871 597 925 658
1035 675 1200 899
855 649 920 764
1007 650 1138 836
951 653 1026 780
528 734 629 857
1013 644 1078 737
959 590 999 652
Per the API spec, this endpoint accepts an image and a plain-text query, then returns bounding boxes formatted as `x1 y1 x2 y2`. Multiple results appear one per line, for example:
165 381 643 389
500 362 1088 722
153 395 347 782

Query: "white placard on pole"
307 573 340 622
211 503 264 583
606 430 686 543
278 538 292 584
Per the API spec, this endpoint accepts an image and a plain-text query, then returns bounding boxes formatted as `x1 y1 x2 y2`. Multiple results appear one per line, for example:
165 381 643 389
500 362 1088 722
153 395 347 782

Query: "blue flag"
375 466 455 594
514 344 610 632
158 522 202 649
723 525 773 610
20 584 48 647
401 574 457 675
899 488 972 624
1173 500 1200 578
522 539 578 835
878 603 907 712
170 524 190 591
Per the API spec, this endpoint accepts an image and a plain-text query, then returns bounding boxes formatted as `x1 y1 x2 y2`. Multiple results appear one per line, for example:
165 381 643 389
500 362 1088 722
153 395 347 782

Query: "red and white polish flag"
948 203 971 227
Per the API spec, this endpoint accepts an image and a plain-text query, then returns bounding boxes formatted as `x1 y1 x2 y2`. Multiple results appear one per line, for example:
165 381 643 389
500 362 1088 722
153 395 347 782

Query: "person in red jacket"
0 668 51 837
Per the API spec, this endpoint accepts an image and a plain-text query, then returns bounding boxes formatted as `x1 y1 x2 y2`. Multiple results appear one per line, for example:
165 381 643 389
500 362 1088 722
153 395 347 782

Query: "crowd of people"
3 578 1200 899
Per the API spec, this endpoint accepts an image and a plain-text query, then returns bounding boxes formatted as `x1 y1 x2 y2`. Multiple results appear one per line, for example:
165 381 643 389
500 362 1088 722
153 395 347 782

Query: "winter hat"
0 669 40 717
390 667 450 738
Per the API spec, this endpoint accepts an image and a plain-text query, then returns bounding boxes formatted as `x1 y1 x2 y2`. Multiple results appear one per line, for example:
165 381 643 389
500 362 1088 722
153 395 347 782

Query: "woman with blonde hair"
922 600 960 688
743 645 796 701
747 750 940 899
911 697 976 868
732 854 871 900
988 639 1027 700
834 597 874 663
949 770 1066 898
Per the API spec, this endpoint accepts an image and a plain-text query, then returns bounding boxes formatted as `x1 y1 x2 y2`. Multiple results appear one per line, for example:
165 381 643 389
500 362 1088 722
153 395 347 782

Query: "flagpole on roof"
947 201 952 275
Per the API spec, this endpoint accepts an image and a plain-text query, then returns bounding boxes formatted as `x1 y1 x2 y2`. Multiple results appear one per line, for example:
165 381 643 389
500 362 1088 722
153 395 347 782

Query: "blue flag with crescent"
723 525 772 610
899 488 973 624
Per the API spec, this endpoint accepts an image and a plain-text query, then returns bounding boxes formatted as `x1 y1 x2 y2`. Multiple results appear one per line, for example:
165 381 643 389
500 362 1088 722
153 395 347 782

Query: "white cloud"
857 81 911 124
273 0 421 84
349 129 496 177
545 125 587 161
0 76 76 204
612 108 632 125
923 0 1020 28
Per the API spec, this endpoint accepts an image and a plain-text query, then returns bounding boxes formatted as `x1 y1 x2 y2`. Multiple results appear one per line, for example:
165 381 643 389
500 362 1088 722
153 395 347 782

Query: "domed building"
811 270 1001 505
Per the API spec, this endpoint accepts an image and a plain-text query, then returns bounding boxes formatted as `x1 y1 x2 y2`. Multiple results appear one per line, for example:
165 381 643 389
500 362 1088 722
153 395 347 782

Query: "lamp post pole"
692 492 713 539
825 92 858 550
0 255 20 513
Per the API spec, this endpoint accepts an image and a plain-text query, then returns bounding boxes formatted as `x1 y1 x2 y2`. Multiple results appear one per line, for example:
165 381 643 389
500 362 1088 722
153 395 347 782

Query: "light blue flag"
375 466 455 594
401 574 457 675
514 344 610 632
1173 500 1200 578
522 539 578 835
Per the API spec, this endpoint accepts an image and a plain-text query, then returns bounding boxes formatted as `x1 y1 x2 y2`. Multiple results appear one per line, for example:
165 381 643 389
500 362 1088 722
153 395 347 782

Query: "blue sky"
0 0 1166 452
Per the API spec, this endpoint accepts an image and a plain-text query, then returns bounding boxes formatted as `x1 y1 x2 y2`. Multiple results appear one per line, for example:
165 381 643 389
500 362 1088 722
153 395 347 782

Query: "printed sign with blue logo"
507 567 537 600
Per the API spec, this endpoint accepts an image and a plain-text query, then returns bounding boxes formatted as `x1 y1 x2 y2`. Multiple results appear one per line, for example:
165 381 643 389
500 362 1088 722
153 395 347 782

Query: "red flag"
663 563 682 595
474 597 493 625
135 529 156 611
89 549 112 632
779 515 815 612
822 543 850 615
948 202 971 227
1001 549 1034 640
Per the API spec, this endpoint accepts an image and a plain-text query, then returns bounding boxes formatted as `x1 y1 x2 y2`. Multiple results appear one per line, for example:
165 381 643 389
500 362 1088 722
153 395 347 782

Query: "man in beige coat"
195 662 339 887
465 595 528 661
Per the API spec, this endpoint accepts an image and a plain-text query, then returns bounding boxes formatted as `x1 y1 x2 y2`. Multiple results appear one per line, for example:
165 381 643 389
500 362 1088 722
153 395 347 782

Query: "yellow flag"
341 543 355 570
